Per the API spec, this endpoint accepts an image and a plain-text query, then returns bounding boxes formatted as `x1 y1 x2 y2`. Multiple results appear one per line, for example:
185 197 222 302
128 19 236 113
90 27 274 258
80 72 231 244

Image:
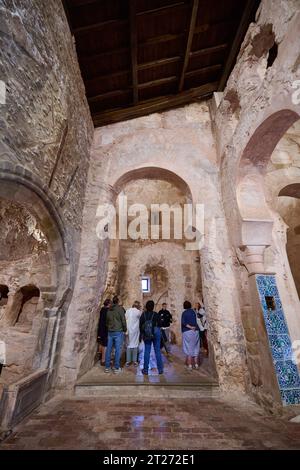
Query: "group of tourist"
97 296 208 375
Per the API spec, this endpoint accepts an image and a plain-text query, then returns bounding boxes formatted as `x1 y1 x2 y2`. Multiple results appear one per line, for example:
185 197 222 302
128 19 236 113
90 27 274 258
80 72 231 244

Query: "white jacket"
125 307 141 348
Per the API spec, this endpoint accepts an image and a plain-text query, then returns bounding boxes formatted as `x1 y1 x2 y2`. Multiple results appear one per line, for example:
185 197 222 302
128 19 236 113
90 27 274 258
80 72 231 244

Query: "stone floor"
77 346 214 386
1 395 300 450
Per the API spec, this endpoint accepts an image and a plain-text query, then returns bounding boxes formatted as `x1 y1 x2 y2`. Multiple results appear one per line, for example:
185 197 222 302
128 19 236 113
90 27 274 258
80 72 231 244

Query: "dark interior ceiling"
63 0 259 127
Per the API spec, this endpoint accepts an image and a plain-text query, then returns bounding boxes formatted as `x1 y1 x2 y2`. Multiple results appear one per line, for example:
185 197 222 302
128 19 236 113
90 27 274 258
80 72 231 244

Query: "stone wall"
0 0 94 408
0 199 50 390
58 102 249 393
214 0 300 408
0 0 94 262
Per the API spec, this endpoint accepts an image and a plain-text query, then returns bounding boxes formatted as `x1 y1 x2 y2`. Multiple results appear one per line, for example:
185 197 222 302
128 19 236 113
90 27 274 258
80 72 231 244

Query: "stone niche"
0 199 53 391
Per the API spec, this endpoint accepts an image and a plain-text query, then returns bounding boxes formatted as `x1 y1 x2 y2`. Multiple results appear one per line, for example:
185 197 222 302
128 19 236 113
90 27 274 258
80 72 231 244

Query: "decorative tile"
263 310 288 335
255 274 300 406
275 361 300 389
269 335 292 361
281 389 300 406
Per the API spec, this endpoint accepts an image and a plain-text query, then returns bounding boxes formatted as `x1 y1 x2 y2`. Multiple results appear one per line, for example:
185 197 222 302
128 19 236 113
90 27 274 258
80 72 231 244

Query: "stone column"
243 245 267 274
247 273 300 407
57 175 113 388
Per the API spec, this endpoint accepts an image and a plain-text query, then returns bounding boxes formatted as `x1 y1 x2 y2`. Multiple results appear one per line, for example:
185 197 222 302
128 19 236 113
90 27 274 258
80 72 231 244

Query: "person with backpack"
105 295 127 374
139 300 163 376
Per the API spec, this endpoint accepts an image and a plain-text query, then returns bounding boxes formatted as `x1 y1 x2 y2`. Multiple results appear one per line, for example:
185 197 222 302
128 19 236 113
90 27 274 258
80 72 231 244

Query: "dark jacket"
158 309 173 328
97 306 108 339
139 310 161 340
181 308 199 333
106 304 127 332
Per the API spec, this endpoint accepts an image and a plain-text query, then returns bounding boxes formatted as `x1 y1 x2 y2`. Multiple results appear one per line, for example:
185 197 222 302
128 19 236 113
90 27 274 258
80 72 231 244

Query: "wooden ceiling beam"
84 69 130 85
138 76 178 90
79 34 185 62
140 32 185 46
72 2 188 35
138 56 181 71
129 0 138 105
218 0 259 90
178 0 199 92
65 0 100 7
68 0 187 12
92 82 218 127
81 42 227 69
190 43 228 58
73 18 128 35
85 56 182 83
79 46 129 63
85 55 224 88
137 2 187 17
185 64 222 78
88 89 130 104
88 76 179 103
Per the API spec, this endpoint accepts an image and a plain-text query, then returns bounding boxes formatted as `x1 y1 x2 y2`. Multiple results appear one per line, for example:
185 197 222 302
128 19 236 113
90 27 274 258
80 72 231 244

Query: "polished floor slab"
77 346 215 386
1 395 300 450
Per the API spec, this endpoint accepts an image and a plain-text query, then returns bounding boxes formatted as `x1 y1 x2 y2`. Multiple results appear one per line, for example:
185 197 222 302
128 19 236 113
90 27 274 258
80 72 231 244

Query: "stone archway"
0 163 72 302
231 111 300 406
236 110 300 270
276 184 300 300
0 163 72 428
110 166 201 346
61 110 251 395
113 166 193 203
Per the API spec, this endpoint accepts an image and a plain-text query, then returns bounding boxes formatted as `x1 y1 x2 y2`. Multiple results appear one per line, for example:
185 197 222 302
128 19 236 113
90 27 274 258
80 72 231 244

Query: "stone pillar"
247 273 300 406
243 245 267 274
33 308 59 370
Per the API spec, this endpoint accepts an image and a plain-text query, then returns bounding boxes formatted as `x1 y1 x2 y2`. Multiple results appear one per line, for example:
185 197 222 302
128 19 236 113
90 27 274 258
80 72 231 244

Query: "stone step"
75 381 220 399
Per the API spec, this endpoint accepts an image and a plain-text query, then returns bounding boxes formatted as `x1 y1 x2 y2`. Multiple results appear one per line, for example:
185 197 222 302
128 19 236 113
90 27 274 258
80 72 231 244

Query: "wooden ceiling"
63 0 259 127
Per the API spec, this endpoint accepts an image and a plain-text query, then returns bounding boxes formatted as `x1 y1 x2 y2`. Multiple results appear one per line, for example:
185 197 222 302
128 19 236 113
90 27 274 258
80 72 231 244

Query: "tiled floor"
1 395 300 450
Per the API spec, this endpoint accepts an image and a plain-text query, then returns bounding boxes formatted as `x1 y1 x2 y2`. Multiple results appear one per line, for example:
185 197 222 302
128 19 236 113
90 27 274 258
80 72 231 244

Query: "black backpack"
142 312 154 341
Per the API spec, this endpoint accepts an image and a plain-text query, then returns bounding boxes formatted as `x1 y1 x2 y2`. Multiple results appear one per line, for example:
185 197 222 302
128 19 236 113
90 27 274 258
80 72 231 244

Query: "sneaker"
142 369 148 375
113 368 122 374
133 362 139 367
104 368 110 373
193 364 199 370
125 362 131 367
185 365 193 372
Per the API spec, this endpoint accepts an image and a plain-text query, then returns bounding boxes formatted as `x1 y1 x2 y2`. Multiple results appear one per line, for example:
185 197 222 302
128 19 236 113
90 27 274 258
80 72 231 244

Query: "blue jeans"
105 331 124 369
144 327 163 374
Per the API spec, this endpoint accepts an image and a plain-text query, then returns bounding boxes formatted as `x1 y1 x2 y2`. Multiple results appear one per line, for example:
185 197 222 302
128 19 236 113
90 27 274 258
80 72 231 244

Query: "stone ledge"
0 369 48 430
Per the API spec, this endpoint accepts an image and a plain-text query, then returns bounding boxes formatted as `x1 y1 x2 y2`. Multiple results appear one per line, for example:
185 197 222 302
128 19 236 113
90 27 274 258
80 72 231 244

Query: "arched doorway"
0 165 72 427
274 184 300 300
234 111 300 406
263 119 300 309
77 165 217 386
